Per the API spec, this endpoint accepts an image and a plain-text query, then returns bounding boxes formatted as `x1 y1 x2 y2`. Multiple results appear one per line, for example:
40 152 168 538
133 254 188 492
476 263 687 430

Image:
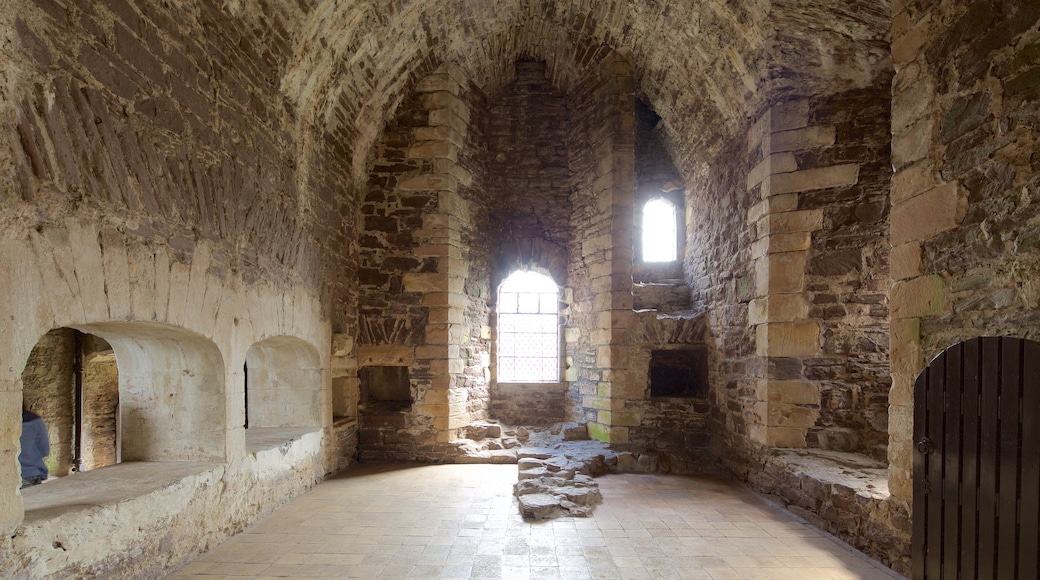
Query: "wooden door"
913 336 1040 579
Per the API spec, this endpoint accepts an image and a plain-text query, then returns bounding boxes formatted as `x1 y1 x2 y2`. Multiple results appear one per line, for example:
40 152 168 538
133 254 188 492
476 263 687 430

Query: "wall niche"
359 366 412 412
648 348 708 399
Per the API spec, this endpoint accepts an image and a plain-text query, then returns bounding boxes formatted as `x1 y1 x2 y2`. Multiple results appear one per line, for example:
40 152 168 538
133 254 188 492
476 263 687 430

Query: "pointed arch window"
497 271 559 383
642 198 678 262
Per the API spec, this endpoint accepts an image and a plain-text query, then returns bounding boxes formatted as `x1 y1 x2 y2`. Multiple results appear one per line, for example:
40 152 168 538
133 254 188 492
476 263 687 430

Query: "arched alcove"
66 321 227 462
244 336 322 436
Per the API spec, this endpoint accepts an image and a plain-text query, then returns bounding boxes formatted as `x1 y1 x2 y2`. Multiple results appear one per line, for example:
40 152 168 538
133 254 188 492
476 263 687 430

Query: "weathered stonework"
888 0 1040 510
2 0 1029 576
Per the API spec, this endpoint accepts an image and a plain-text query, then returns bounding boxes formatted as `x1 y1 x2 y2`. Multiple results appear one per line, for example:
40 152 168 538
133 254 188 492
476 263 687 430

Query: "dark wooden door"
913 336 1040 579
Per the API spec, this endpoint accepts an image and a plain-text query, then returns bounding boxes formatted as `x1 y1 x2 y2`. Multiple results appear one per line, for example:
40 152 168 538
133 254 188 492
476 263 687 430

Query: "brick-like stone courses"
683 136 757 452
485 61 570 424
744 88 892 458
358 90 435 350
454 78 493 430
357 64 493 460
797 87 893 461
289 1 767 183
7 1 356 314
566 54 636 444
889 0 1040 506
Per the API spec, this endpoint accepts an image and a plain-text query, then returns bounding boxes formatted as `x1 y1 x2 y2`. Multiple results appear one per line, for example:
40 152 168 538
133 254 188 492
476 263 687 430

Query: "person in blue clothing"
19 407 50 488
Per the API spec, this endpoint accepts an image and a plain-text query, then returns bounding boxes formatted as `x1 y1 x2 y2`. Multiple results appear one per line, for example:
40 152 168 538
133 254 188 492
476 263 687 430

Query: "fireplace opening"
359 366 412 412
648 348 708 398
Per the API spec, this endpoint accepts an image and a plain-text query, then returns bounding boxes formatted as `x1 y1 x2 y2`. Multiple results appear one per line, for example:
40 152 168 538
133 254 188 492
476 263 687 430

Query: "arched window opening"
642 198 678 262
497 271 559 383
21 329 120 481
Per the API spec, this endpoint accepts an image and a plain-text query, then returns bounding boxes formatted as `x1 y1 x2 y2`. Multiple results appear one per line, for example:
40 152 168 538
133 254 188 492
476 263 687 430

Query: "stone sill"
246 427 322 456
21 461 221 525
770 448 889 500
494 382 566 393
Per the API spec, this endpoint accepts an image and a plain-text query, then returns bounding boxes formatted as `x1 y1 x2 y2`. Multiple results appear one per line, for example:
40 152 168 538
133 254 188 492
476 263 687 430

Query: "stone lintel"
357 345 414 366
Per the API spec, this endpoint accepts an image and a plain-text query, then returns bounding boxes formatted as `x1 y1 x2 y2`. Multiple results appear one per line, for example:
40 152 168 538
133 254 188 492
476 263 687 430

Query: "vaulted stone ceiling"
280 0 888 180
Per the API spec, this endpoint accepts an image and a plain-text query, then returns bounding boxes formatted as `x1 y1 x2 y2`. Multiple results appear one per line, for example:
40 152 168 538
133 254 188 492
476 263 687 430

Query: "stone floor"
168 464 902 579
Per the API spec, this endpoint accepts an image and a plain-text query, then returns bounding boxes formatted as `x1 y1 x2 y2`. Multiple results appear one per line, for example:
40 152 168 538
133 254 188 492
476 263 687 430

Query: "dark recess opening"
359 366 412 411
649 349 708 398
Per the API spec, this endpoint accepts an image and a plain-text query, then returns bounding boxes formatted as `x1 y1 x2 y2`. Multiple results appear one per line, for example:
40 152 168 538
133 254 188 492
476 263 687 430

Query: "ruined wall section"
485 60 571 424
889 0 1040 503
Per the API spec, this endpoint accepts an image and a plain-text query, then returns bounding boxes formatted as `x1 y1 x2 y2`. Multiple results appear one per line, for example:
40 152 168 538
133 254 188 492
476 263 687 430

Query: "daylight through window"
642 198 678 262
497 270 559 383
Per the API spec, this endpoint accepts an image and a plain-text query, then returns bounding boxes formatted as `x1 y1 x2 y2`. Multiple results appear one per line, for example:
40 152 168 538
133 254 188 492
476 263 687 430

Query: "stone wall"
566 53 636 443
485 61 571 424
357 64 492 460
1 1 357 575
685 136 758 455
80 339 119 471
888 0 1040 504
744 89 891 454
795 87 893 460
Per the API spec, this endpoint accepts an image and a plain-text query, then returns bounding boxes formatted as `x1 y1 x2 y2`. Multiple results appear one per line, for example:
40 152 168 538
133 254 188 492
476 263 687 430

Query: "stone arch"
286 0 770 182
492 239 568 296
65 321 227 462
244 336 323 431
